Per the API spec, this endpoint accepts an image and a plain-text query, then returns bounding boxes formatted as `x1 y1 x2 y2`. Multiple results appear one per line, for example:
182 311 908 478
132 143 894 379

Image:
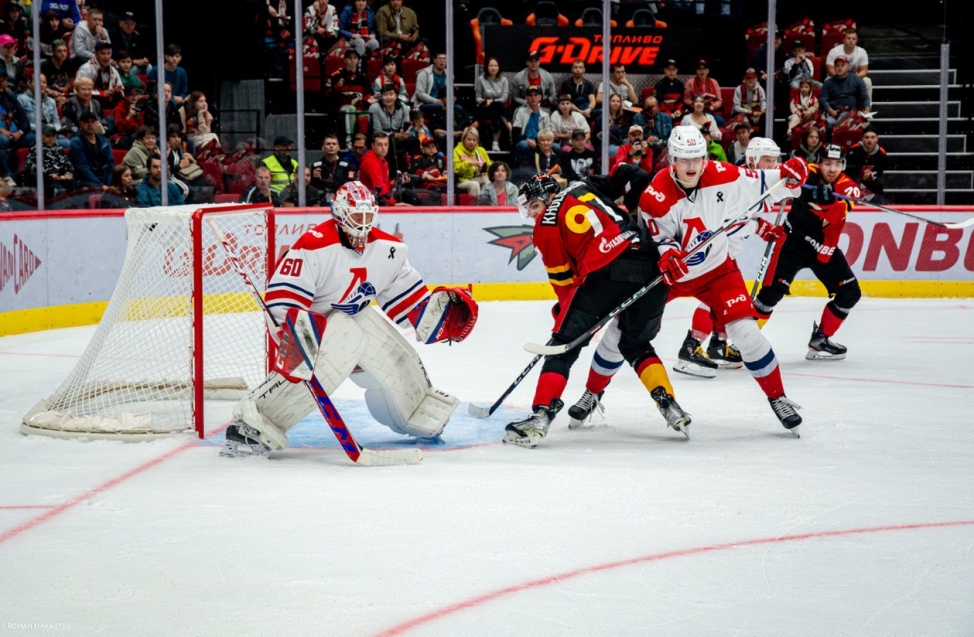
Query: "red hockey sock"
586 367 614 395
753 365 785 399
533 371 567 408
819 305 845 336
690 305 713 342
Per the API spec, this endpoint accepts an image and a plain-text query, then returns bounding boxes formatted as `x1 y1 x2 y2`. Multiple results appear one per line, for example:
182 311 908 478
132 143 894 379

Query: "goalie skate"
504 399 563 448
567 390 604 429
650 387 691 439
673 331 718 379
806 322 847 360
221 423 271 458
706 334 744 369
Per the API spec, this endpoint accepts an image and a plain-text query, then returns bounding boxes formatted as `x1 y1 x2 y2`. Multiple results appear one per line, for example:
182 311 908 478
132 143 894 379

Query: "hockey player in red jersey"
755 144 862 360
503 173 686 448
222 181 478 457
566 127 807 435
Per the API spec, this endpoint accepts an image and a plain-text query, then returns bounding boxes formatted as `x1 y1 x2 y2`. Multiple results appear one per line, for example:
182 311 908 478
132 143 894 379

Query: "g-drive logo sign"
0 234 42 295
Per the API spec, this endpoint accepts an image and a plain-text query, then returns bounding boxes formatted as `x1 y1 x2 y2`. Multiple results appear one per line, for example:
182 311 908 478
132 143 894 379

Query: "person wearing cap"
550 93 590 153
372 56 409 105
732 68 766 129
820 55 869 125
511 50 557 108
147 44 189 106
109 12 149 70
111 85 146 149
338 0 379 61
611 124 653 175
375 0 421 58
25 125 76 195
845 125 887 202
511 85 552 166
476 56 511 153
70 6 109 63
558 60 596 119
0 34 24 89
18 74 69 149
596 64 638 109
75 40 124 103
683 59 723 124
68 110 114 188
698 124 727 162
726 122 752 166
784 40 818 88
408 134 446 192
654 59 685 120
1 3 27 52
562 129 599 182
826 29 871 102
750 29 785 84
262 135 300 194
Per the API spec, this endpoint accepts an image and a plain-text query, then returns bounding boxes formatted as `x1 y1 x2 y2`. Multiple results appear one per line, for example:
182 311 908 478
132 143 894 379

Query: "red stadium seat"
324 56 345 78
719 87 736 120
113 149 128 165
214 193 239 203
290 56 321 92
401 59 427 85
640 86 655 104
366 57 384 81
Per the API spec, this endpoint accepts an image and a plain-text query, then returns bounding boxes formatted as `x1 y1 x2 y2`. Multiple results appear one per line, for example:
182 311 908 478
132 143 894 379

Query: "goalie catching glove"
413 286 479 344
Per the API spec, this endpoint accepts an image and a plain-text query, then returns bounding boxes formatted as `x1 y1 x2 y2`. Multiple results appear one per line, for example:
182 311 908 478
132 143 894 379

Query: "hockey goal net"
22 204 276 440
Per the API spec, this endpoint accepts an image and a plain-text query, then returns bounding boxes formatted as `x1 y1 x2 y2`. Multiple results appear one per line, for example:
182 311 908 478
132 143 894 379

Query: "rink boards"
2 205 973 336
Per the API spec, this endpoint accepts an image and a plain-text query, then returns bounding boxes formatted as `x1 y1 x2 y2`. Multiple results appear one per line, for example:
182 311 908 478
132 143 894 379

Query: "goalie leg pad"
231 372 317 451
311 311 369 394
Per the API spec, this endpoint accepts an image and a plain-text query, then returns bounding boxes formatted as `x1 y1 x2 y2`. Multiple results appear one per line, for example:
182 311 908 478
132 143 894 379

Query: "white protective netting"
22 205 273 439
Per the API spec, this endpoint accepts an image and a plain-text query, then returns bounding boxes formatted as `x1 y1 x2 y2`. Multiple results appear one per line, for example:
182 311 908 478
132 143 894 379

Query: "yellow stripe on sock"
639 362 674 398
756 317 770 329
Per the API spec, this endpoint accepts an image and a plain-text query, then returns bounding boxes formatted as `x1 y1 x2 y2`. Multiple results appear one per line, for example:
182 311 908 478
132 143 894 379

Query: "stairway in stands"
861 26 973 204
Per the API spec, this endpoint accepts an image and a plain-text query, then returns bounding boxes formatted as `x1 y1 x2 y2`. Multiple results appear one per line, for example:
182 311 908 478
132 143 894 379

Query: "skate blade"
713 360 744 369
503 430 541 448
669 419 691 440
787 425 801 438
672 360 717 379
219 440 270 458
805 349 846 361
567 417 589 430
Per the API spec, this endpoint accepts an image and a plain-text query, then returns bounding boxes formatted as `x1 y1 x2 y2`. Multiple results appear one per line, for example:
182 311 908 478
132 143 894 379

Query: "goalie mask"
516 174 560 219
332 181 378 253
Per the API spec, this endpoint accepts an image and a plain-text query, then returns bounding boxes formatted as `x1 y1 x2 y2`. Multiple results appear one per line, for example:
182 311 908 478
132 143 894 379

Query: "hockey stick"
801 185 974 230
750 199 789 299
207 218 422 467
467 352 544 419
524 178 790 357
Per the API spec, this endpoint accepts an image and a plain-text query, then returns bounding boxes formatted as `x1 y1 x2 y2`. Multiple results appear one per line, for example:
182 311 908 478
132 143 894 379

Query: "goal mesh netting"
22 205 275 440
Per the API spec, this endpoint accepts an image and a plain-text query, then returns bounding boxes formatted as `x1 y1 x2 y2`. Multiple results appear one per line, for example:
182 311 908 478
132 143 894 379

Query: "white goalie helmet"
332 181 378 252
745 137 782 169
667 126 708 159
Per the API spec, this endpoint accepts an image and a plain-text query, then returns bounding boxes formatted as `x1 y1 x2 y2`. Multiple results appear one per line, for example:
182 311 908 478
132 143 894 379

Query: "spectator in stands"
306 0 340 55
407 135 445 194
39 10 69 59
68 110 114 188
700 125 727 162
262 135 298 194
327 49 370 146
260 0 292 79
62 77 104 137
558 59 595 119
138 155 184 206
338 0 379 62
372 55 408 105
23 126 75 195
654 59 685 121
406 108 429 143
360 131 412 205
732 68 766 130
596 64 638 110
684 59 723 124
636 95 673 146
826 29 871 102
122 126 158 185
550 94 589 153
0 73 30 186
532 130 565 188
18 74 69 148
751 29 785 85
280 167 322 207
784 40 819 88
476 160 518 206
454 126 490 197
239 165 281 205
144 82 181 141
791 125 824 163
76 41 123 104
375 0 421 59
70 7 108 63
787 78 820 136
116 51 145 95
612 124 653 175
369 83 410 143
511 50 557 108
311 134 342 201
412 51 448 117
41 0 80 35
681 96 721 141
845 125 886 202
180 91 219 151
337 133 368 183
109 12 149 71
101 165 139 207
475 56 510 153
821 56 869 125
147 44 189 106
593 93 631 158
40 40 72 101
0 34 24 90
562 129 599 182
726 123 751 165
1 3 29 55
111 86 145 149
166 126 213 204
512 85 551 166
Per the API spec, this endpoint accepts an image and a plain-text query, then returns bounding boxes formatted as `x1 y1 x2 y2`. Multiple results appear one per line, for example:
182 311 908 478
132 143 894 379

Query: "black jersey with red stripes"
787 165 862 262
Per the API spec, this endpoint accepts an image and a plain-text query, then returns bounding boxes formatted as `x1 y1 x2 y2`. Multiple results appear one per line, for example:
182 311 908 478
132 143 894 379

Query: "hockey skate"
650 386 691 439
768 395 802 437
504 399 564 448
221 422 271 458
806 322 847 360
706 333 743 369
567 390 604 429
673 331 718 378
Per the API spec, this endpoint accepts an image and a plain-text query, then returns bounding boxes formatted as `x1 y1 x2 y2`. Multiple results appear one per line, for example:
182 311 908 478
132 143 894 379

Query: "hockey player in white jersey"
222 181 478 457
567 127 806 435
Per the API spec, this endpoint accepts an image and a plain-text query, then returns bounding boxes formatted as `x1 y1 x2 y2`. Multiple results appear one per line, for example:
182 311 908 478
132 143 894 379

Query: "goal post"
21 204 276 440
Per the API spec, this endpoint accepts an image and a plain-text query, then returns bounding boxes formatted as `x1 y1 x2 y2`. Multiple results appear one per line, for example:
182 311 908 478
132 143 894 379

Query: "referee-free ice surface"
1 297 972 637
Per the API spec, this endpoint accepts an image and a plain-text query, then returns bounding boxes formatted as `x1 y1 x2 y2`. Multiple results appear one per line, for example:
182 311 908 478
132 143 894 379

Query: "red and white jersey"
265 219 429 328
639 161 797 280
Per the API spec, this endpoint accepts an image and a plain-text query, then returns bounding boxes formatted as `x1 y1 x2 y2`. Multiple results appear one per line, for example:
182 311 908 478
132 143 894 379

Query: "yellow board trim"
3 281 974 337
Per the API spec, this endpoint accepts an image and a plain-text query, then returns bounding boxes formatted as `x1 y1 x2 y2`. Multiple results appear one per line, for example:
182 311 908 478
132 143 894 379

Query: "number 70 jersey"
264 219 430 327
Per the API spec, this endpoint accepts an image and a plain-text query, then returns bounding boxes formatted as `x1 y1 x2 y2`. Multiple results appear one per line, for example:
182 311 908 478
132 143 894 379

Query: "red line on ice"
373 519 974 637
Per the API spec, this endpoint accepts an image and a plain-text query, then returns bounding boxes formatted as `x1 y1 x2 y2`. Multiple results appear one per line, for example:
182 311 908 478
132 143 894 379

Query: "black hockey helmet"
516 174 561 217
821 143 846 170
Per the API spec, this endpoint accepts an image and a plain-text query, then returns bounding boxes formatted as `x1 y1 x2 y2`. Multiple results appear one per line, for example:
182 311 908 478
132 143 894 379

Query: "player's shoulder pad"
700 160 740 187
368 226 405 244
292 219 342 250
640 171 680 219
834 174 861 198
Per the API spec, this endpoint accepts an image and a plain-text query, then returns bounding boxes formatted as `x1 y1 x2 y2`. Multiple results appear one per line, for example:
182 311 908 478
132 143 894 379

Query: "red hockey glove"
780 157 809 186
658 249 689 287
755 218 786 243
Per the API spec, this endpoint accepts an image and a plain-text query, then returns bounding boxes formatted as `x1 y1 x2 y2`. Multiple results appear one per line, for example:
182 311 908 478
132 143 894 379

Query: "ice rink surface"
1 297 973 637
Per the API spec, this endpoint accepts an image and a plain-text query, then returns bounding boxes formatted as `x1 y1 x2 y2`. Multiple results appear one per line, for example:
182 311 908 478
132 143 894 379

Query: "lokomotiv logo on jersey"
684 230 713 267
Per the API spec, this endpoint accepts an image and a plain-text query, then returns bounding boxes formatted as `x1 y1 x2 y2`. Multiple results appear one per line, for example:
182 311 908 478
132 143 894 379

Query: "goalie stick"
750 199 789 298
207 218 422 467
523 178 790 357
802 185 974 230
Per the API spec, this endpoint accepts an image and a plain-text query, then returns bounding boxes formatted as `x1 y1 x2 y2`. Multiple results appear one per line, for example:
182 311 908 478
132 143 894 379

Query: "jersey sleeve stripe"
549 276 576 287
386 287 430 324
545 263 572 274
267 282 315 299
547 269 574 282
381 280 425 312
265 289 314 307
268 300 308 312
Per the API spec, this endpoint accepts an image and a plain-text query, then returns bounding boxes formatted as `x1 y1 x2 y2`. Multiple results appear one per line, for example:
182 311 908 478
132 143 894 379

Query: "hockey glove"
755 218 786 243
658 250 689 287
808 183 835 205
414 286 479 344
780 157 809 186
